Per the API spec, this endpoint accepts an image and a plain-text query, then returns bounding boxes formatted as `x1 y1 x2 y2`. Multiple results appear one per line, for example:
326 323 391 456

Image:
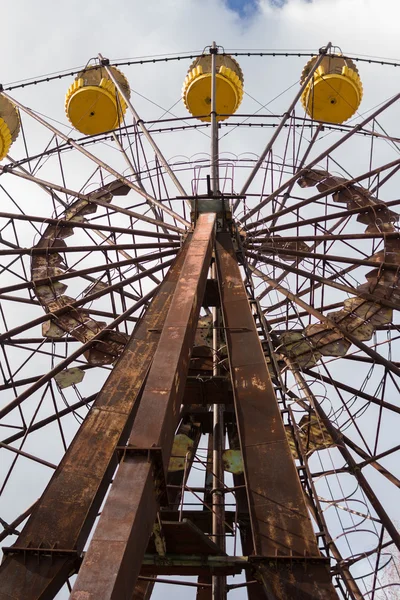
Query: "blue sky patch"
226 0 259 19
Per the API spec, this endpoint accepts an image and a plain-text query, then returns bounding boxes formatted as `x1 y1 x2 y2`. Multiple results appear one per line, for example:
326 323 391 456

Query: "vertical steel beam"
227 425 266 600
70 212 216 600
215 232 338 599
210 41 219 194
211 263 226 600
197 431 214 600
0 242 191 600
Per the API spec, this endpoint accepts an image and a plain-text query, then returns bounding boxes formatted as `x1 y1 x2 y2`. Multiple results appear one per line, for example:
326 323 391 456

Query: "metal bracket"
2 545 79 565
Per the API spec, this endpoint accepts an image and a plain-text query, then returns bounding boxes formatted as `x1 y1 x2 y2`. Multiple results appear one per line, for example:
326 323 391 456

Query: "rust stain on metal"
215 231 338 599
70 212 215 600
0 239 192 600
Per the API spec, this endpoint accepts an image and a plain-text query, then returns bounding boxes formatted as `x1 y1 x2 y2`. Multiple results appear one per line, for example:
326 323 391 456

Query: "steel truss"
0 43 399 600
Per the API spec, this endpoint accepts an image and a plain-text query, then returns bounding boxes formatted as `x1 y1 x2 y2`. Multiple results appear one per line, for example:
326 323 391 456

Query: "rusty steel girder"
215 232 338 600
0 239 191 600
70 212 216 600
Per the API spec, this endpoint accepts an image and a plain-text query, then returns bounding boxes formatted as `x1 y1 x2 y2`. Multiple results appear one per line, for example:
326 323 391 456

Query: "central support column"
215 231 339 600
71 212 216 600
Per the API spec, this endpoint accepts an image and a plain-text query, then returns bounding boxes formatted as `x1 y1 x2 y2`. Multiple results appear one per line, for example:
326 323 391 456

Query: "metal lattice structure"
0 43 400 599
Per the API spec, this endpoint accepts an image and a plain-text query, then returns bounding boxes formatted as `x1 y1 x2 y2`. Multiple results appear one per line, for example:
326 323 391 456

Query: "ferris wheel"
0 41 399 600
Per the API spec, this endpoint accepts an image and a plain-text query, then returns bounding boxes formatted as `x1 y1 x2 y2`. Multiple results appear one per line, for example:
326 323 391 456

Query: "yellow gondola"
65 65 130 135
301 54 363 124
0 96 20 160
182 54 243 121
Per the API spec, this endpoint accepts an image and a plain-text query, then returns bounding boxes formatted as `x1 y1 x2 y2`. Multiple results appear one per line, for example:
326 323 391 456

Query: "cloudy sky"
3 0 400 86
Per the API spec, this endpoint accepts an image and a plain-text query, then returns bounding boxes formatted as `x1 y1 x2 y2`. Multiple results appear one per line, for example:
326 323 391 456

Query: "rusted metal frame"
237 43 332 204
0 269 166 420
246 151 400 230
8 147 173 239
267 303 343 325
2 336 82 345
287 363 400 553
70 212 215 600
215 232 338 599
337 540 394 570
111 132 172 241
246 253 400 313
262 195 400 235
260 259 358 316
0 254 30 284
1 339 81 364
373 368 388 456
6 154 68 209
357 443 400 474
253 254 399 331
210 42 220 195
196 432 214 600
254 211 355 303
0 257 170 346
157 161 187 230
268 124 323 228
226 424 267 600
301 368 400 416
0 241 192 600
81 226 162 288
287 406 364 600
249 232 400 244
237 267 341 596
0 164 89 201
371 161 400 195
247 244 400 271
131 417 205 600
42 246 175 299
87 195 185 234
0 441 56 470
0 381 52 496
48 376 69 454
319 361 380 456
2 394 97 446
2 91 191 228
99 54 187 200
258 269 400 379
242 92 400 227
0 208 181 238
343 353 400 366
305 500 365 600
178 458 236 532
138 576 211 589
261 357 400 494
0 242 180 256
243 260 400 565
0 249 177 295
0 500 39 544
210 260 226 599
